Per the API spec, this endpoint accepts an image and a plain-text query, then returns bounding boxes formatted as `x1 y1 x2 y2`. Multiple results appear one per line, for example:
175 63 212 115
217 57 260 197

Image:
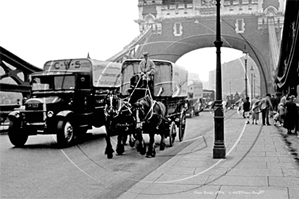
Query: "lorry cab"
8 58 121 147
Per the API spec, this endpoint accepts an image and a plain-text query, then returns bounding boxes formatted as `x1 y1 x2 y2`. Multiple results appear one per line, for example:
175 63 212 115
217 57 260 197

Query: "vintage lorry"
8 58 121 147
186 80 204 117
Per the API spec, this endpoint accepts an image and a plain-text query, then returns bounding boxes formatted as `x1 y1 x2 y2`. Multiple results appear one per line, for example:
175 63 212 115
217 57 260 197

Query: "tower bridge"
1 0 285 97
109 0 284 95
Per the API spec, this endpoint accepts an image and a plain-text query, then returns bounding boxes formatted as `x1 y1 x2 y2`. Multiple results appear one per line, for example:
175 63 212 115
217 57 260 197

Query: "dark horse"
104 90 136 159
133 95 168 158
128 73 153 103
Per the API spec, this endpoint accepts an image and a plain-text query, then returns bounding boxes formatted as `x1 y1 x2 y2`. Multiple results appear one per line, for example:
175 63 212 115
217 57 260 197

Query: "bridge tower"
118 0 285 95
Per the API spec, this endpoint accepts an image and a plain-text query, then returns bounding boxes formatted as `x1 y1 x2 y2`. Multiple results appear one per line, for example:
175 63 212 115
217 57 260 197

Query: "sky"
1 0 243 82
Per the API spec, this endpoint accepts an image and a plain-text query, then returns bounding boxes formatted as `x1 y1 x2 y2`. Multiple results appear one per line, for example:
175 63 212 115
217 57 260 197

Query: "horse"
103 91 136 159
128 73 153 104
132 95 168 158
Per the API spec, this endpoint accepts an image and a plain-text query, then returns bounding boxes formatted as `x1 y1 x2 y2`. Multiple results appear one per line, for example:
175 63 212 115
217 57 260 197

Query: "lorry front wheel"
8 118 28 147
57 119 75 147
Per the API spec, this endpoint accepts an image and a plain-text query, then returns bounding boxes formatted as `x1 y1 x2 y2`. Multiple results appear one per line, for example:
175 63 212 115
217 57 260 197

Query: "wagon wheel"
168 122 176 147
178 108 186 142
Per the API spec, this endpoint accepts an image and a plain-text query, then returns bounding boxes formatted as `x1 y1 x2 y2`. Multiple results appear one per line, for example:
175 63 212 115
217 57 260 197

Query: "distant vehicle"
203 89 215 105
186 80 204 117
7 58 121 147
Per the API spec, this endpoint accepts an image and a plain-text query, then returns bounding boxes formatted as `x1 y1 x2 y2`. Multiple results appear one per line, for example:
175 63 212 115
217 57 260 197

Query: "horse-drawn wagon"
104 59 188 158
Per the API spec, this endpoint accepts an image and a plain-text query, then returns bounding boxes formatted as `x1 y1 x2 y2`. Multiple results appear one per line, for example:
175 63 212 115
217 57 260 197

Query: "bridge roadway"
0 109 235 199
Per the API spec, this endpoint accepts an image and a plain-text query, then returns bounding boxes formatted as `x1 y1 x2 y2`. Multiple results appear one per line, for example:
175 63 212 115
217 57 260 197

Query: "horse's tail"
155 101 167 117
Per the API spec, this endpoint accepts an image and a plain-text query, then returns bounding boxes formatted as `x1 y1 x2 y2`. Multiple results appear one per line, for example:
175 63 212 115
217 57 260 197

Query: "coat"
260 96 272 111
283 100 297 130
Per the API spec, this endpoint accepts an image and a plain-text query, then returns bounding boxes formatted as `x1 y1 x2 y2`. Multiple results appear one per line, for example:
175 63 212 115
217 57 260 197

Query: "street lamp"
243 48 249 98
253 74 256 97
250 65 254 99
213 0 226 159
229 81 231 97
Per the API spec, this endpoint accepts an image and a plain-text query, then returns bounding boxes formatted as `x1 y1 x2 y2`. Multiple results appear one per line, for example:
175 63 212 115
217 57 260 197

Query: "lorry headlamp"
47 111 54 118
15 112 20 118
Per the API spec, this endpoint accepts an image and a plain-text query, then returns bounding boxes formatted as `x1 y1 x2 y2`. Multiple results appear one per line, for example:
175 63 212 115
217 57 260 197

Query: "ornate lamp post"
213 0 226 159
243 49 249 98
229 81 231 96
253 74 256 97
250 65 254 99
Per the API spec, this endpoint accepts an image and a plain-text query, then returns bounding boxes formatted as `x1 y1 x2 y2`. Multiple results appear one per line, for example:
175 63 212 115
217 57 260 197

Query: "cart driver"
138 52 156 96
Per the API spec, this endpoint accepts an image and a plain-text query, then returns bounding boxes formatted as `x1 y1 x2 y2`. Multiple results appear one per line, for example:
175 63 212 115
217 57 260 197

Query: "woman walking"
283 95 297 134
251 98 260 124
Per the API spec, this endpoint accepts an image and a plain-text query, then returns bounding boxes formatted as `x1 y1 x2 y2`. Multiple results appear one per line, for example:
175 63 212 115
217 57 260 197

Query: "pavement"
118 112 299 199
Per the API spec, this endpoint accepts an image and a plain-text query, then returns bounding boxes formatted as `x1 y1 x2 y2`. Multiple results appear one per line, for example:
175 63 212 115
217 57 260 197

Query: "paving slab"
281 168 299 177
226 168 283 177
268 176 299 188
288 187 299 199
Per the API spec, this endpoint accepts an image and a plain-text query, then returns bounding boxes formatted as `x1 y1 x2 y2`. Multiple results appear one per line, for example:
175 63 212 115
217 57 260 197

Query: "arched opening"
176 47 261 100
148 34 271 95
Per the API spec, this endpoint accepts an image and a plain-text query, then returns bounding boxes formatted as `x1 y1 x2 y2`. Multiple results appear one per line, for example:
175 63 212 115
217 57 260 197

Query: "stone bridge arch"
143 34 270 95
123 0 286 96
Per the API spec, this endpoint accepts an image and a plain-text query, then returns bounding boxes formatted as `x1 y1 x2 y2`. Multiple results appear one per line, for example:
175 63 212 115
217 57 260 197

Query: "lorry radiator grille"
25 103 44 122
25 111 44 123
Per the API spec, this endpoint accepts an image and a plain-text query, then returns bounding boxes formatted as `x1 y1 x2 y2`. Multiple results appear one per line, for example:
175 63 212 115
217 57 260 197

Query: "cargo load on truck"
120 59 188 97
188 80 203 99
43 58 121 88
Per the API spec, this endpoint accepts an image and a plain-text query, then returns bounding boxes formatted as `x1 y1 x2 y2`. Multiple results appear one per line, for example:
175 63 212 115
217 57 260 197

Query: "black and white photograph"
0 0 298 198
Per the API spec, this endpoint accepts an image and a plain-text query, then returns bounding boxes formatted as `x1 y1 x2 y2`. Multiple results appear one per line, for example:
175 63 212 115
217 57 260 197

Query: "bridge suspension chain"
267 17 280 71
106 27 152 63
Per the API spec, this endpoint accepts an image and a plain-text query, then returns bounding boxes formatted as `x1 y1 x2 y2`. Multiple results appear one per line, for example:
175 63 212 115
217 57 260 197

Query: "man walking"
243 97 251 124
260 93 273 125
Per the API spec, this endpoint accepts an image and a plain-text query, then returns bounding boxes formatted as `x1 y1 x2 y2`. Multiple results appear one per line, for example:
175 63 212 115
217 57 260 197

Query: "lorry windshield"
32 75 75 91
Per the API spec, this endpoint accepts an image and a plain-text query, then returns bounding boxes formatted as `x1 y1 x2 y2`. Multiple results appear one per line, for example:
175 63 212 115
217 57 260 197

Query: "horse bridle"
129 73 153 102
104 93 117 117
135 96 156 122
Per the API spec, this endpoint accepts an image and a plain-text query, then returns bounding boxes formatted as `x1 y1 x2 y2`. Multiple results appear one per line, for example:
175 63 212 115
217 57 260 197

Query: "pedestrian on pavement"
295 103 299 135
236 99 244 117
283 95 298 134
274 102 285 126
260 93 273 125
250 96 260 124
269 94 277 119
271 94 278 112
280 93 288 105
243 97 251 124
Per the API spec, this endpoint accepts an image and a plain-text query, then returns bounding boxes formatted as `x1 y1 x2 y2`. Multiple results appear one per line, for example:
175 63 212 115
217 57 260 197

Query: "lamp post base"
213 141 226 159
